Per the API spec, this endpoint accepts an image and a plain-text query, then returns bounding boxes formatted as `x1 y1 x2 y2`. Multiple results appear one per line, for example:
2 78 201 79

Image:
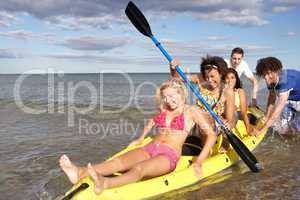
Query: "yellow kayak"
62 107 267 200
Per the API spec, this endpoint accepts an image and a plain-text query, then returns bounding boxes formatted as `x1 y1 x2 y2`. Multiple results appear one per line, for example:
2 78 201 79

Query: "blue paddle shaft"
150 36 224 126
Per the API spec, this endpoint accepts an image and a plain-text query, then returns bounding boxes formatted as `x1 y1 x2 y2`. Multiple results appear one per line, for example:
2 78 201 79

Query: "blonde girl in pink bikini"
59 78 217 195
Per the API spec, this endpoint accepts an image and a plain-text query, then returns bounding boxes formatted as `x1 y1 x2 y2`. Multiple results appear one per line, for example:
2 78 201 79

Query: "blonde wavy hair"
156 78 188 108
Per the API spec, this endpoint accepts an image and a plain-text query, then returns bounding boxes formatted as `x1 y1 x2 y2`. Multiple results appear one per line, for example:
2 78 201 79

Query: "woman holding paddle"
170 56 236 152
59 78 217 195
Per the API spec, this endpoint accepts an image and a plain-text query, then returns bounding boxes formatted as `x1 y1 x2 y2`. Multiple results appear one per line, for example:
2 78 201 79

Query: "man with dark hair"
225 47 258 106
254 57 300 135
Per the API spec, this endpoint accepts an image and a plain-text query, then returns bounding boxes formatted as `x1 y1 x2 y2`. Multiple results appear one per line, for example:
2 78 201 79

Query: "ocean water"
0 73 299 200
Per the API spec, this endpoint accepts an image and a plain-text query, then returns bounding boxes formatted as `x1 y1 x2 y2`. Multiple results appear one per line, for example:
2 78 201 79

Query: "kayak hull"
63 107 267 200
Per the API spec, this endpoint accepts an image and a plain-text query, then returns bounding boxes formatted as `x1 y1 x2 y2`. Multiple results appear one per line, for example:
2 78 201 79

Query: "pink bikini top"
154 111 186 131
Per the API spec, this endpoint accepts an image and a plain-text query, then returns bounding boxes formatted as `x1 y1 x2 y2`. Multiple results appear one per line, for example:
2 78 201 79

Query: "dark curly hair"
226 68 243 89
200 55 228 80
256 57 283 77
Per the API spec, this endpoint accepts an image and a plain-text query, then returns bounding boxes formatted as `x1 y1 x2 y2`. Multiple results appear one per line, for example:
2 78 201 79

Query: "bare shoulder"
185 105 203 118
223 87 234 96
184 105 194 113
237 88 246 96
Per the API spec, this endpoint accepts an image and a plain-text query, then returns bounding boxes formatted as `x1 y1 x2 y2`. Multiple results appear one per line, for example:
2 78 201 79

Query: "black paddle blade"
125 1 153 37
222 127 263 172
62 183 89 200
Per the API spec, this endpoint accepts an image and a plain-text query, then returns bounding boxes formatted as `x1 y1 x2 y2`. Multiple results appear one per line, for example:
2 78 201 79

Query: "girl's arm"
238 89 252 134
129 118 155 146
137 118 155 141
249 76 259 106
257 91 289 135
224 88 236 129
265 90 276 119
190 106 217 164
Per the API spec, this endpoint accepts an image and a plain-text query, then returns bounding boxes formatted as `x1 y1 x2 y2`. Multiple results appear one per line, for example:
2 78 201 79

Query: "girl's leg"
91 148 151 175
88 155 171 194
59 148 151 184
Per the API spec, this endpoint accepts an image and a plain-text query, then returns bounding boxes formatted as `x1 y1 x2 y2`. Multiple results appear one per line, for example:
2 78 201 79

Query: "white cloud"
0 30 132 52
149 0 269 27
45 52 163 66
0 0 271 29
0 11 17 27
136 39 274 59
47 15 126 30
272 6 293 13
194 8 269 26
0 30 57 43
46 52 104 60
272 0 300 4
271 0 300 13
0 48 22 59
287 31 296 36
207 35 229 41
58 36 133 51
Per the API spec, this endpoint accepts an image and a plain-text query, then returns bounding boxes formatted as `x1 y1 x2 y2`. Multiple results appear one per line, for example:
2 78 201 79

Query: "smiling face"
204 68 222 90
263 70 279 86
161 87 185 110
225 72 237 89
231 53 243 68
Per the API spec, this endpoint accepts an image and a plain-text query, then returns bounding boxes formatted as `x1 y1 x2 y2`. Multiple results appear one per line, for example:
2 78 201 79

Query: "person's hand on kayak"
190 162 202 179
260 116 267 124
128 138 143 146
250 98 258 108
246 126 254 136
251 115 267 135
221 119 232 130
252 127 263 138
169 57 179 70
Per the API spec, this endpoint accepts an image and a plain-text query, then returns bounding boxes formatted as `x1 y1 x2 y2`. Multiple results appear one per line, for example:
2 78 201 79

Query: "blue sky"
0 0 299 73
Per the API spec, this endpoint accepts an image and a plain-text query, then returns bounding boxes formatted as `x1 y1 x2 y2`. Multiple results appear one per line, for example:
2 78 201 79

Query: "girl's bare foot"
87 163 106 195
59 154 80 184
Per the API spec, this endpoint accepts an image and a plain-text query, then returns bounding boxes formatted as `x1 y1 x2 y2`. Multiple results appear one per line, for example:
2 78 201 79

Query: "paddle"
62 183 89 200
125 1 262 172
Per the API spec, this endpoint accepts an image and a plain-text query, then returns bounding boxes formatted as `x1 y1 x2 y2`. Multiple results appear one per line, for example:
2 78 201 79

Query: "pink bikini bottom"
141 143 180 172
